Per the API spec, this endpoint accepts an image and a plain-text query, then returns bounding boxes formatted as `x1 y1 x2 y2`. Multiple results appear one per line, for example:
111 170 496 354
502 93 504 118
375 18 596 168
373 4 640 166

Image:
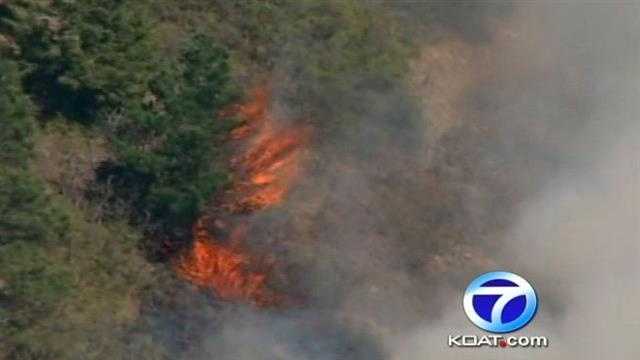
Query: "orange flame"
176 86 310 307
233 126 309 213
178 219 281 307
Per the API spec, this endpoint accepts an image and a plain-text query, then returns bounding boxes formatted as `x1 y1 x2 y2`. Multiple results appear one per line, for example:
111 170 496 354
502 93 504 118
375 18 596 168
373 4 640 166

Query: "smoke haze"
180 2 639 359
393 2 640 359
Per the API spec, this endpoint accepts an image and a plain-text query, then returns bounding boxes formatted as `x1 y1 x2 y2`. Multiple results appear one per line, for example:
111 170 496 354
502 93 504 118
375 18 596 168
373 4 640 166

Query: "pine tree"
2 0 156 120
0 58 68 245
0 59 35 168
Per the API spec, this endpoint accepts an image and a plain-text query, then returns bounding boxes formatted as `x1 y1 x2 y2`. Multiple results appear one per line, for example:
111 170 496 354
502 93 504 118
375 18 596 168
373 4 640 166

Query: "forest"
6 1 623 359
0 1 438 357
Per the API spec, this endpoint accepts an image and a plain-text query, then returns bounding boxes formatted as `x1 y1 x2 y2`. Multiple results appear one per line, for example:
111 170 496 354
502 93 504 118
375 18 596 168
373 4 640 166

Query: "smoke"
164 2 639 359
392 2 640 359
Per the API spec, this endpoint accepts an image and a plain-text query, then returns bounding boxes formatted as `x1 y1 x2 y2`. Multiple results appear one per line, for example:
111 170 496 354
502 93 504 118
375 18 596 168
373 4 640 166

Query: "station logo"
449 271 548 349
463 271 538 333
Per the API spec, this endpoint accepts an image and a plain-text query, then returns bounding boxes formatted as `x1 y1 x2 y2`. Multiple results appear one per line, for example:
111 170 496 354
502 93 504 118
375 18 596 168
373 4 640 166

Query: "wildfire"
178 218 281 307
233 126 309 213
176 86 310 307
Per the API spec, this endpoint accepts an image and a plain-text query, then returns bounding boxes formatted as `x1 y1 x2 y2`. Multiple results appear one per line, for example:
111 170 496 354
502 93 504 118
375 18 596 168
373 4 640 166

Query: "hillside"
3 2 617 360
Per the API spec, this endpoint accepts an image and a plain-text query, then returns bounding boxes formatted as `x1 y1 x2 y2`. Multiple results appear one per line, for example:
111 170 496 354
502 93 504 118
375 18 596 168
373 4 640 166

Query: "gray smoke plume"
172 2 639 359
392 2 640 359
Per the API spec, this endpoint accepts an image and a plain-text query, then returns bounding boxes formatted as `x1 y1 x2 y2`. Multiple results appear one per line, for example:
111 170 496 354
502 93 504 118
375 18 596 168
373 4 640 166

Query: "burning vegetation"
176 87 310 307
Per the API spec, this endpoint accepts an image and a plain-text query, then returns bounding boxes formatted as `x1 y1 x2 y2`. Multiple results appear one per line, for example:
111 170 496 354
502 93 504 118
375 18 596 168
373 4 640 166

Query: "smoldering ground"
151 2 639 359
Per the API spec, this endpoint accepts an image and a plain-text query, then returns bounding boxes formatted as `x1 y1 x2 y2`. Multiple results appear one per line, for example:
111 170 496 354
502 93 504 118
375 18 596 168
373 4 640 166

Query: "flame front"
176 86 310 307
178 219 281 307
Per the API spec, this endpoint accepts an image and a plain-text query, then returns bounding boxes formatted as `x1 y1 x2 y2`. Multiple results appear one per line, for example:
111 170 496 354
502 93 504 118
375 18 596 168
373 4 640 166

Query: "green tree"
2 0 155 121
0 59 35 168
99 35 235 248
3 1 236 252
0 59 68 245
0 170 68 245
